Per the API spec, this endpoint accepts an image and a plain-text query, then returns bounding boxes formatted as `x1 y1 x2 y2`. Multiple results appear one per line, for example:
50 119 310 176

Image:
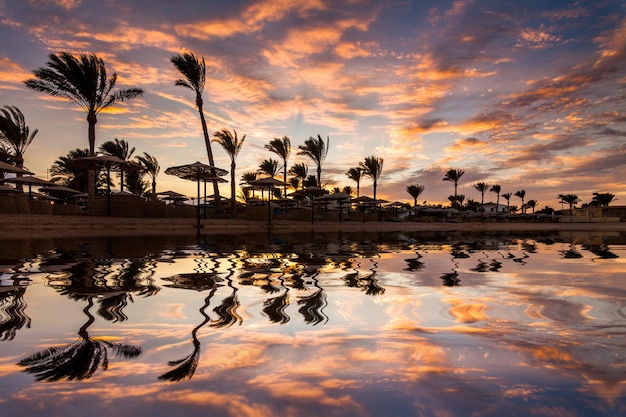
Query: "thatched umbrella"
302 186 327 224
165 162 228 229
1 175 53 199
247 177 289 225
0 160 34 175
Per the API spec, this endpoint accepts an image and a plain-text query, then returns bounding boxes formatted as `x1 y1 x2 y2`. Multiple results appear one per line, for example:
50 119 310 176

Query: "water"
1 230 625 417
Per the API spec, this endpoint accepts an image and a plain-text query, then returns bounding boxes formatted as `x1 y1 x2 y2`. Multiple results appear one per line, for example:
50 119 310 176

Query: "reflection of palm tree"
262 274 290 324
159 287 217 382
211 259 242 328
583 244 619 260
0 287 31 341
18 297 141 382
297 271 328 325
360 258 385 296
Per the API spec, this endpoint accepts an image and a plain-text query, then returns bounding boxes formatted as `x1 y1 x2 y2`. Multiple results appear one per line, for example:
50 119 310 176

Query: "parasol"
165 162 228 228
302 186 328 224
1 175 54 198
247 177 289 225
0 161 34 175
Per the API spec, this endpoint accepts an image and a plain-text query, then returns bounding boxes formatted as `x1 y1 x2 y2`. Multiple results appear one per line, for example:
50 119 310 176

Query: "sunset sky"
1 0 625 208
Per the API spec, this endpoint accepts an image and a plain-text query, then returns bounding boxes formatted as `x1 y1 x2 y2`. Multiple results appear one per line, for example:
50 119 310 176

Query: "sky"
0 0 625 208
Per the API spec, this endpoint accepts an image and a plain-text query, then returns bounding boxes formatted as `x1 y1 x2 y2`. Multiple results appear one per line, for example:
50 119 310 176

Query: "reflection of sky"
1 236 625 416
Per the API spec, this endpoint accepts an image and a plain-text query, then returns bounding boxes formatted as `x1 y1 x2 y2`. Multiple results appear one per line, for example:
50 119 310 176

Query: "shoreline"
1 214 625 240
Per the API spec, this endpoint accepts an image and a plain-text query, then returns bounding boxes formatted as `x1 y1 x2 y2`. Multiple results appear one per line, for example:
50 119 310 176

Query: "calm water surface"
1 230 625 417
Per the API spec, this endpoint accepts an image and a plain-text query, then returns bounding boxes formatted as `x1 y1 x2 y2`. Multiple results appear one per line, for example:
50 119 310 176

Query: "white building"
481 203 509 213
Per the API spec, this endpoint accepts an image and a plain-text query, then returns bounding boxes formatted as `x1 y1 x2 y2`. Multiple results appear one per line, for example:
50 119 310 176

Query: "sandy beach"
1 214 625 240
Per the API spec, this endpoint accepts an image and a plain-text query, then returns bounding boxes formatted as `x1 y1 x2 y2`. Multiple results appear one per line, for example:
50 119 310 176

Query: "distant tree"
448 194 465 210
490 184 501 211
136 152 160 200
171 52 220 207
464 198 480 212
289 163 308 190
473 182 489 209
49 148 91 191
591 192 615 207
502 192 512 211
558 193 580 214
406 184 425 207
258 158 279 178
537 206 555 215
99 138 135 191
298 134 329 187
124 169 148 195
346 167 364 199
514 190 526 213
303 174 318 188
526 199 538 214
443 169 465 199
213 128 246 214
360 156 384 200
265 136 291 197
25 52 143 194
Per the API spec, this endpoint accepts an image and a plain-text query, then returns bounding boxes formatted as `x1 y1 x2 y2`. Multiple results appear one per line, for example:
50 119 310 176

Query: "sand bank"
1 214 625 240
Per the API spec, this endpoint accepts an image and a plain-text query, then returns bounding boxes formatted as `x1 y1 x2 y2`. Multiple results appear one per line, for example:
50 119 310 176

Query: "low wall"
559 215 621 223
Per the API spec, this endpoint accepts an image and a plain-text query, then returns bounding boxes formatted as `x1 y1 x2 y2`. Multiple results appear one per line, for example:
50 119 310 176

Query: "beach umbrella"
165 162 228 229
0 184 20 193
0 161 34 175
247 177 289 225
302 186 327 224
1 175 54 198
318 192 352 223
69 154 142 216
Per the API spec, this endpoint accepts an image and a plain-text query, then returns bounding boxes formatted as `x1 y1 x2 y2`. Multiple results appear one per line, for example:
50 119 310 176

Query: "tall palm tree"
360 156 384 200
136 152 160 200
258 158 279 178
443 169 465 199
490 184 501 211
526 199 538 214
298 134 329 187
265 136 291 197
473 182 489 209
346 167 363 199
213 128 246 215
406 184 425 207
0 106 38 170
99 138 135 191
591 192 615 207
289 162 308 188
514 189 526 213
171 52 220 206
502 192 512 212
24 52 143 195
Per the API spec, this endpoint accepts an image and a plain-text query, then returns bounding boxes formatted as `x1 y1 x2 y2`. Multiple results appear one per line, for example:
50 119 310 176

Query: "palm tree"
99 138 135 191
171 52 220 206
591 192 615 207
135 152 160 200
490 184 501 211
502 192 512 212
514 190 526 213
558 193 579 214
213 128 245 215
473 182 490 209
406 184 425 207
526 199 538 214
124 169 148 196
258 158 279 178
265 136 291 197
24 52 143 195
0 106 38 170
346 167 363 199
298 134 329 187
289 162 308 190
360 156 384 200
50 148 91 192
443 169 465 199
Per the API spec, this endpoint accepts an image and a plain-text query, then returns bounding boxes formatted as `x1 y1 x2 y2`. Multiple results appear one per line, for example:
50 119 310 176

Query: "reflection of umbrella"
69 155 142 216
1 176 54 198
165 162 228 229
0 161 34 175
247 177 289 225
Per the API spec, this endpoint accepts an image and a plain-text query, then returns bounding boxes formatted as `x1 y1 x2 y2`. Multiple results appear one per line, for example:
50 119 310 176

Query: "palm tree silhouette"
18 297 141 382
591 192 615 207
289 162 308 191
297 270 328 325
360 156 384 200
99 138 135 191
443 169 465 201
514 189 526 213
502 192 512 212
49 148 93 194
170 52 221 208
526 199 538 214
265 136 291 197
0 287 31 341
213 128 246 215
136 152 160 200
298 134 329 187
490 184 501 211
346 167 364 199
558 193 579 214
24 52 143 195
0 106 38 189
473 182 490 209
406 184 425 207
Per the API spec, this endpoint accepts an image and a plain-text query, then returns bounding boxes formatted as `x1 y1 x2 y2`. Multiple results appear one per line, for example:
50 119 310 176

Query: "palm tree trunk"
197 98 221 209
230 160 236 215
87 113 97 197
